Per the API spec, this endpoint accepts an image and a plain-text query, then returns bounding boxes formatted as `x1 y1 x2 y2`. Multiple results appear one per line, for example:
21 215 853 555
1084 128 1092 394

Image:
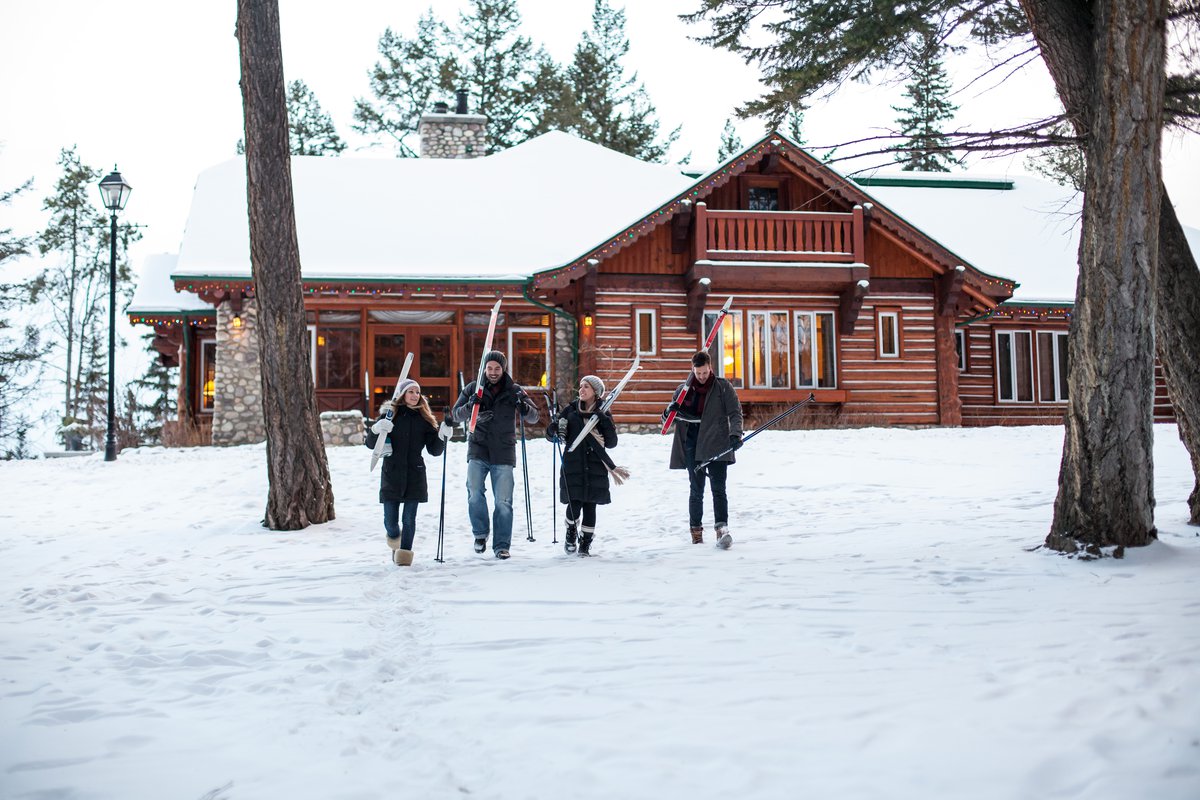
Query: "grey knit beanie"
581 375 605 399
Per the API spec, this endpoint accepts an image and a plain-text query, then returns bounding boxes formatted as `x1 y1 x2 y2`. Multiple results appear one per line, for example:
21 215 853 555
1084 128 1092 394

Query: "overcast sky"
3 0 1197 272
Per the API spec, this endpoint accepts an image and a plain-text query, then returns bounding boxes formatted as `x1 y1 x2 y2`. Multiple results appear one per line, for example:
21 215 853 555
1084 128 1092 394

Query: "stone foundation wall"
321 411 366 447
212 299 265 446
552 316 577 398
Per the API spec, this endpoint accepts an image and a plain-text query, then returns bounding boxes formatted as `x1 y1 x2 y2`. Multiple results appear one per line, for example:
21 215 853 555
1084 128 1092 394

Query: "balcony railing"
694 202 865 264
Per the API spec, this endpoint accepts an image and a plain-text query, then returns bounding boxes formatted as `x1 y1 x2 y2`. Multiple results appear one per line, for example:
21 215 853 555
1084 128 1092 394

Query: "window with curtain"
703 311 744 388
1037 331 1069 402
748 311 791 389
794 311 837 388
996 330 1034 402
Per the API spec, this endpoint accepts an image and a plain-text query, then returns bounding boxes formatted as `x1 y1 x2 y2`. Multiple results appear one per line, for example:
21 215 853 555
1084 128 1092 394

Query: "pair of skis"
368 352 415 472
660 296 733 434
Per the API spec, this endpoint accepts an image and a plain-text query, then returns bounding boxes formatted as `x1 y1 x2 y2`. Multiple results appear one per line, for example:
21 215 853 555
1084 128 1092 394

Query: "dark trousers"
684 444 728 529
567 500 598 528
383 500 419 549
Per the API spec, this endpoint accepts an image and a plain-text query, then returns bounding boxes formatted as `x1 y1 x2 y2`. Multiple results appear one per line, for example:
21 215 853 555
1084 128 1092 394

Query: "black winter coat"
665 376 743 469
364 405 446 503
547 401 618 505
451 373 539 467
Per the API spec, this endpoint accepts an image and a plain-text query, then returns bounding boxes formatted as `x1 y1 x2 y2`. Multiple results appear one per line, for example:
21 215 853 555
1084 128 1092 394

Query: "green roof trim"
852 176 1014 190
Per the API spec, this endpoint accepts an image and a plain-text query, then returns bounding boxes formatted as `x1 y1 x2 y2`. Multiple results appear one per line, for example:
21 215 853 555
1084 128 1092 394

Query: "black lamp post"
98 168 132 462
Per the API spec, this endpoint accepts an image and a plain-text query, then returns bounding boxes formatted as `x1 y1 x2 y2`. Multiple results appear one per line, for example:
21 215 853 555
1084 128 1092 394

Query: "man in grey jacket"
661 350 744 549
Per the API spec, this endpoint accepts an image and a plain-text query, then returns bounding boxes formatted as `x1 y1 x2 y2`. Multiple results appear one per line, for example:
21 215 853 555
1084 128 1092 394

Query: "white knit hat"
581 375 605 399
395 378 421 398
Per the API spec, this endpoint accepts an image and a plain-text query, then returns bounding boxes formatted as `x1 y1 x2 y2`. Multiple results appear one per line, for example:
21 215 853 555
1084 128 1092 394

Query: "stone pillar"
418 111 489 158
212 298 266 445
552 316 577 398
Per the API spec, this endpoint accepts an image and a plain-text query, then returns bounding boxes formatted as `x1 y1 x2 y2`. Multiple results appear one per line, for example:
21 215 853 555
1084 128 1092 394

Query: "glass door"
368 326 406 415
367 325 457 414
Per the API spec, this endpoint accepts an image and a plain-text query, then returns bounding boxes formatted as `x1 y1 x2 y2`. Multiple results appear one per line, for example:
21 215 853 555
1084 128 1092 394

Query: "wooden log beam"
937 265 966 317
582 259 599 316
671 199 693 254
759 153 780 173
839 279 870 335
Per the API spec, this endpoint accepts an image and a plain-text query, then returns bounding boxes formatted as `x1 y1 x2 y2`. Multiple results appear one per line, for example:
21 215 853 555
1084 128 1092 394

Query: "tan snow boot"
386 535 402 551
690 527 704 544
395 549 414 566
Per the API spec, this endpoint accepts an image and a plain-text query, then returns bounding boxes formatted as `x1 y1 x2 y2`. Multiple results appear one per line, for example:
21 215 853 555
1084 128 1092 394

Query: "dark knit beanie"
485 350 507 370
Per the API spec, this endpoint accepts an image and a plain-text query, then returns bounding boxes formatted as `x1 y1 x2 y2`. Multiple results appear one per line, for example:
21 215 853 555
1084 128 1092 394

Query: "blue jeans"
466 459 515 552
383 500 419 550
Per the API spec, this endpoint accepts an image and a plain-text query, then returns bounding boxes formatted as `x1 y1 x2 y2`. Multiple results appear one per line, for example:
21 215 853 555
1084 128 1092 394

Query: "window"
747 186 779 211
635 309 657 356
703 310 744 388
795 311 837 388
955 329 967 372
996 330 1034 402
748 311 791 388
1037 331 1069 402
877 310 900 358
200 339 217 413
509 328 549 389
316 322 360 390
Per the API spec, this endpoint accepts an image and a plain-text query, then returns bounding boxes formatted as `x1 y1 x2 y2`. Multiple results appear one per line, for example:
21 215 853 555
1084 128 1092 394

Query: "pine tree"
451 0 541 153
130 331 177 444
784 106 807 146
890 27 959 172
717 119 742 162
555 0 679 161
353 11 457 157
240 80 347 156
36 147 137 431
0 176 47 454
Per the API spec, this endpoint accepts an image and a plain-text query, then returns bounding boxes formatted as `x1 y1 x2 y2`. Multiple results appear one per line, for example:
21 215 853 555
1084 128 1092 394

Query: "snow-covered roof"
851 170 1200 304
128 253 211 314
172 131 695 283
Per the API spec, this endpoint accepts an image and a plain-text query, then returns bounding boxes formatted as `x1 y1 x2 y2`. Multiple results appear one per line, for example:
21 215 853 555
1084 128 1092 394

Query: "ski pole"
435 406 450 563
697 393 816 471
519 401 535 542
549 390 558 544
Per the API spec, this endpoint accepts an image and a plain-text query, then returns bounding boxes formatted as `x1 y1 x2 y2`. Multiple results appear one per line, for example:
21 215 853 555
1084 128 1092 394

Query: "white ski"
468 297 504 435
567 355 640 453
369 352 415 472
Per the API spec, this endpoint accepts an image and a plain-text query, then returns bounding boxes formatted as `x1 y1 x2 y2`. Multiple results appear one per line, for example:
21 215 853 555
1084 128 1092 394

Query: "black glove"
729 434 743 451
665 401 680 415
465 393 481 407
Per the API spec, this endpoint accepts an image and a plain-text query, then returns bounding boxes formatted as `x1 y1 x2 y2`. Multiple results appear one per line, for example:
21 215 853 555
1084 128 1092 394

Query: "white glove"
371 417 394 435
438 421 454 441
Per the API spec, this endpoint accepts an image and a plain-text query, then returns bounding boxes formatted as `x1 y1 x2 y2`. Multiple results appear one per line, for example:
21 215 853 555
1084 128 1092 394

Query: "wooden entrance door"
367 325 457 415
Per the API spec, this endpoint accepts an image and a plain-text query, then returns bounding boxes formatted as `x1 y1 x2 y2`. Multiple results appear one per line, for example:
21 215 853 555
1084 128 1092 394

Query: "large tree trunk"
1156 197 1200 523
1024 0 1200 530
236 0 335 529
1022 0 1166 552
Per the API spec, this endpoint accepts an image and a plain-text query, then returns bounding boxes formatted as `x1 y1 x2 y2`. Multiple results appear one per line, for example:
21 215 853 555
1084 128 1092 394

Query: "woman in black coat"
546 375 620 556
364 379 449 566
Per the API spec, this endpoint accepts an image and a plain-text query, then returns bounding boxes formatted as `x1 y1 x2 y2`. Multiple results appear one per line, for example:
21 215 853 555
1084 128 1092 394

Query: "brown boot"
690 527 704 544
394 549 414 566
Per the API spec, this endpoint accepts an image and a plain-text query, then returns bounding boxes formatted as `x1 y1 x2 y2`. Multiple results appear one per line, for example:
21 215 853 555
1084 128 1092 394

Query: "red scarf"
686 373 715 417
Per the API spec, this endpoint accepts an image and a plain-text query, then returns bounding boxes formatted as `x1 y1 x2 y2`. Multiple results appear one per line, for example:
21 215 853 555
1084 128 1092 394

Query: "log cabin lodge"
128 102 1200 445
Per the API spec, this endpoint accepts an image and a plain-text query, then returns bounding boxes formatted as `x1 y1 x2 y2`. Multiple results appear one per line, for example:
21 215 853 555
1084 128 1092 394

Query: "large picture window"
703 310 744 388
795 311 837 388
1037 331 1069 402
509 327 549 389
748 311 791 389
996 330 1034 402
200 338 217 413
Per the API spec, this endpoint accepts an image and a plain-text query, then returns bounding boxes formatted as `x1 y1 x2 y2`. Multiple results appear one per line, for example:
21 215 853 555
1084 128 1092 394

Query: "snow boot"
495 549 511 560
564 518 578 554
715 524 733 550
394 549 414 566
690 527 704 545
386 535 402 551
473 537 487 553
578 526 595 557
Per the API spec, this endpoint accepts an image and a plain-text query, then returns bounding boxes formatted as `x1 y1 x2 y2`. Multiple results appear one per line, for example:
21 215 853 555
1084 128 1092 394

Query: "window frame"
507 326 550 389
793 310 838 389
747 309 792 389
199 338 217 414
955 329 967 372
634 308 658 356
995 328 1036 403
1036 330 1070 403
877 308 901 359
703 309 745 388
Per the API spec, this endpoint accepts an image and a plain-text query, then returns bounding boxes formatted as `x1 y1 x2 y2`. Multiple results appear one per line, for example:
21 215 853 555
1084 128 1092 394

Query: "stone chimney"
418 89 488 158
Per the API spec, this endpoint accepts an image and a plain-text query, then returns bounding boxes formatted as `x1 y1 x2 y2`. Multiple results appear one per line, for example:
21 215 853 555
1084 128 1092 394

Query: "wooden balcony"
694 202 865 265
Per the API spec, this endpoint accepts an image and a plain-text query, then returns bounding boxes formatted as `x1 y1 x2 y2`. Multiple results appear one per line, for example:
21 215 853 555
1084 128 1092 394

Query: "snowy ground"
2 425 1198 800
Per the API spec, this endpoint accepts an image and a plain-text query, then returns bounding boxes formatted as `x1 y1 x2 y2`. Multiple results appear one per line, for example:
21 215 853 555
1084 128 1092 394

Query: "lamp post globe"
98 168 131 462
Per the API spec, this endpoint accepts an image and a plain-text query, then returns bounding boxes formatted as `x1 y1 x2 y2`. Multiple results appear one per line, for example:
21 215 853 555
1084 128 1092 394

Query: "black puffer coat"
547 400 618 505
363 405 446 503
451 373 539 467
